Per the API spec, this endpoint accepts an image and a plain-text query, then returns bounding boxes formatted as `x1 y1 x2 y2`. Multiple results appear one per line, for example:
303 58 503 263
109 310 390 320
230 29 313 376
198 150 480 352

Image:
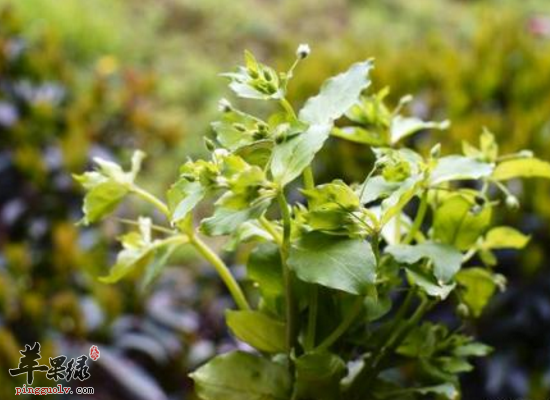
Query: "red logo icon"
89 345 100 361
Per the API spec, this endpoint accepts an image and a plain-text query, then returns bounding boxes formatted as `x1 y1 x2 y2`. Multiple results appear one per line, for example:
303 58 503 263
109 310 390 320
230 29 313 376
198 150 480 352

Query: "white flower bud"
296 43 311 59
505 195 520 210
218 98 232 113
518 149 534 158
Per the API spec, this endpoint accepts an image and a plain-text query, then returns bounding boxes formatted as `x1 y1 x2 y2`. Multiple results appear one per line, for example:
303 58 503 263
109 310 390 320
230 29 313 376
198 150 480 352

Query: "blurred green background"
1 0 550 399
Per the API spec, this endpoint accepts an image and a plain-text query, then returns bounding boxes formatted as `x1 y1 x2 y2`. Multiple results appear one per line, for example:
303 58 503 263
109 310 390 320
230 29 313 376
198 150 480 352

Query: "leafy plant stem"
189 233 251 311
130 185 170 218
316 296 364 351
403 191 428 244
259 216 283 245
302 166 315 190
280 98 297 120
304 286 319 351
277 191 298 358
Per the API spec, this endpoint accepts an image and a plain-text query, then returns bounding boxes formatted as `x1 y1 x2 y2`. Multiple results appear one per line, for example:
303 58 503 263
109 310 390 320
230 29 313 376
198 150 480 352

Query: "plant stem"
280 98 297 120
130 185 170 218
345 289 415 398
403 191 428 244
304 286 319 351
316 296 364 351
302 166 315 190
189 233 250 311
277 191 298 355
259 216 282 246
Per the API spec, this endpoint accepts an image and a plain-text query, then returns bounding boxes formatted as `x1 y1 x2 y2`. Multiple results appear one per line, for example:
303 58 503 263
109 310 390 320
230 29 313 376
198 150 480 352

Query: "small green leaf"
167 179 206 223
200 199 272 236
408 383 458 400
386 242 462 284
100 218 155 283
293 351 346 400
299 60 374 125
433 193 492 251
226 310 286 353
483 226 530 249
430 155 493 184
247 242 284 315
141 244 178 290
190 351 291 400
332 126 386 146
405 266 456 300
390 116 449 144
492 157 550 180
456 267 498 317
80 181 129 225
271 123 332 186
288 232 376 295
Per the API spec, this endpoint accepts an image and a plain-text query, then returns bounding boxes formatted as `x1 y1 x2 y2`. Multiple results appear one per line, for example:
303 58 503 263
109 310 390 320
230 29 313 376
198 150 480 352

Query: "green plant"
75 46 550 400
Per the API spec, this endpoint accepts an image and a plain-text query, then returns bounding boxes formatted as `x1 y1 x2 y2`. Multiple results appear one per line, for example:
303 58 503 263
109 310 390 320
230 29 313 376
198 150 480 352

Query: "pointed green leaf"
492 157 550 180
433 193 492 251
483 226 530 249
80 181 128 225
271 123 331 186
190 351 291 400
386 242 462 283
390 116 449 144
293 352 346 400
456 267 498 317
430 155 493 184
226 310 286 353
299 60 374 125
288 232 376 295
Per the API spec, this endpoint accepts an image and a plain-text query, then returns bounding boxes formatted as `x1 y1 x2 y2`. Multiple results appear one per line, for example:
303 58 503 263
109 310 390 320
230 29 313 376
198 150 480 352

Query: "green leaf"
453 342 492 357
288 232 376 295
271 61 374 186
430 155 493 184
226 310 286 353
493 157 550 180
100 217 156 283
167 179 206 223
74 150 146 225
483 226 530 249
247 242 284 296
331 126 386 146
433 193 492 251
407 383 458 400
456 268 497 317
271 123 332 186
140 244 178 290
80 180 129 225
293 352 346 400
190 351 291 400
359 176 401 204
299 60 374 125
201 200 272 236
405 266 456 300
386 242 462 284
390 116 449 144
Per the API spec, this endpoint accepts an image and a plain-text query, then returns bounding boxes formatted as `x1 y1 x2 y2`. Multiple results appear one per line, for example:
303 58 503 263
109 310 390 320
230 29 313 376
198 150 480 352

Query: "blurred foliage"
1 0 550 399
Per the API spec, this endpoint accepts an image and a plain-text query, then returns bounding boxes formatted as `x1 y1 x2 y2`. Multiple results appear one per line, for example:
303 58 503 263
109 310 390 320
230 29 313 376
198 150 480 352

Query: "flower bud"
296 43 311 59
204 137 216 152
505 195 520 210
218 98 232 113
518 149 534 158
456 303 470 319
430 143 441 159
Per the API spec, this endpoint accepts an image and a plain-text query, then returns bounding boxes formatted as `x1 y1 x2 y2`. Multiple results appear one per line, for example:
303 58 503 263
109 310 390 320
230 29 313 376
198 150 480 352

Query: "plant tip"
296 43 311 59
218 98 232 113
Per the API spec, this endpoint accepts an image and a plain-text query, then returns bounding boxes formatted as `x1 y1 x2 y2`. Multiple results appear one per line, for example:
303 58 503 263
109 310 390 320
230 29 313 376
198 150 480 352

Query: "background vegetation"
1 0 550 399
